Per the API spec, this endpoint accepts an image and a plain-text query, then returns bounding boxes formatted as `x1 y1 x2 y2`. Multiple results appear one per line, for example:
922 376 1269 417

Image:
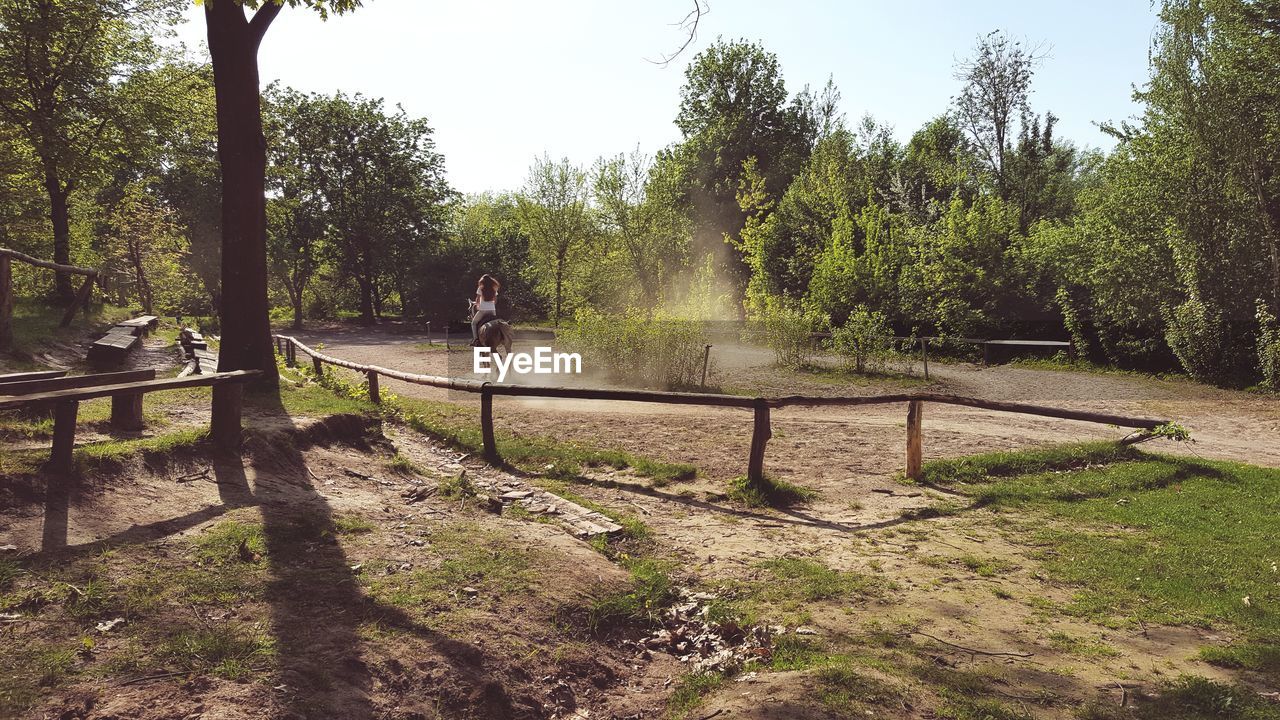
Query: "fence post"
367 370 380 404
211 382 244 448
445 325 450 349
425 321 431 345
701 344 712 389
747 398 771 484
921 337 930 381
110 392 144 431
481 384 497 461
285 341 296 367
312 355 324 377
0 254 11 350
49 399 79 474
906 399 923 481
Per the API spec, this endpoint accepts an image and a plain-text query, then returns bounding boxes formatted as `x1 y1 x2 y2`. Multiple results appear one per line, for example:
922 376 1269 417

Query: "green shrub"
1165 298 1232 382
747 301 825 369
559 309 710 390
830 304 892 373
1257 301 1280 389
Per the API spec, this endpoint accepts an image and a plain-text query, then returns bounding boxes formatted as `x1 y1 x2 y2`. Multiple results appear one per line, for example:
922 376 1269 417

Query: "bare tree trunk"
206 1 280 387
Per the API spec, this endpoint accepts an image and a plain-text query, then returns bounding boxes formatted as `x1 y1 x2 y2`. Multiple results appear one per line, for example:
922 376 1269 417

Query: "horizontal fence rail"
274 335 1169 483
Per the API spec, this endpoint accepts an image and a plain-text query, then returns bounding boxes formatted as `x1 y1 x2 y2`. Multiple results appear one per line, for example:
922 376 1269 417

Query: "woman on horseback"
471 274 500 345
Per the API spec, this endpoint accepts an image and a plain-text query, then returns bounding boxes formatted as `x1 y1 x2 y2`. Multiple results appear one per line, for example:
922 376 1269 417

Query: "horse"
468 299 513 360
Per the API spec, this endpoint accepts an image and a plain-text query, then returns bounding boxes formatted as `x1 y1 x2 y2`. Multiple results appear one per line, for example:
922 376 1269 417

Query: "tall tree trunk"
206 1 280 387
43 167 74 304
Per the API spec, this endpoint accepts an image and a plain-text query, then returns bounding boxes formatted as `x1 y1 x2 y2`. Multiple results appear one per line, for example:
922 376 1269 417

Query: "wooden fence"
274 335 1167 483
0 247 98 349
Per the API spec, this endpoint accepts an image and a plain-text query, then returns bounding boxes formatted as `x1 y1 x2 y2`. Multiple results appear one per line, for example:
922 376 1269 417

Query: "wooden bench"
117 315 159 335
982 339 1075 365
0 370 68 385
0 369 260 473
0 369 157 430
180 327 208 352
88 329 142 365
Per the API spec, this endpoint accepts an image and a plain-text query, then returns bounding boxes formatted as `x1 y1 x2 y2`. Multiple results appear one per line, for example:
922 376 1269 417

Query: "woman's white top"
477 299 497 313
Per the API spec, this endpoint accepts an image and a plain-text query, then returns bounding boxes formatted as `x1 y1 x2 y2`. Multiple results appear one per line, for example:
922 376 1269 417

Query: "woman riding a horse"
470 274 500 345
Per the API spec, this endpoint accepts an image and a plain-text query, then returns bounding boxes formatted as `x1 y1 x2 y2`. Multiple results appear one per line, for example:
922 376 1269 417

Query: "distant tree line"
0 0 1277 386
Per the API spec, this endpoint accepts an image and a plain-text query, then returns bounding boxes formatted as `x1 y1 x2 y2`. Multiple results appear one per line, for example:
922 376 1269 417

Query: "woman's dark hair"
477 274 500 301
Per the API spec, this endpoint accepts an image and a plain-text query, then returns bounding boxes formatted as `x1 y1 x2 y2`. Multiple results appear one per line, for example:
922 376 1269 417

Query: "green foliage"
829 305 892 373
559 309 710 389
1257 301 1280 389
587 558 677 632
746 300 825 369
727 473 816 508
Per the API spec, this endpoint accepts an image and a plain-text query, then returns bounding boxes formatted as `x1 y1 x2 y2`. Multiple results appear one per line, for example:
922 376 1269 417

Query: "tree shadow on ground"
212 394 542 719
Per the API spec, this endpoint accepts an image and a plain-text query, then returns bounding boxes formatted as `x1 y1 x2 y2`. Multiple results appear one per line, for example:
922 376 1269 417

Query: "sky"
173 1 1162 195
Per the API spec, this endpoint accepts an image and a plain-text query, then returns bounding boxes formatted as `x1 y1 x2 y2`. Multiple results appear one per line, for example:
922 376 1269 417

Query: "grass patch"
1046 631 1120 658
1197 641 1280 672
438 472 476 500
914 441 1138 487
665 670 726 718
1081 675 1280 719
925 444 1280 636
157 624 273 680
367 526 534 614
587 558 677 632
727 473 816 508
757 557 886 603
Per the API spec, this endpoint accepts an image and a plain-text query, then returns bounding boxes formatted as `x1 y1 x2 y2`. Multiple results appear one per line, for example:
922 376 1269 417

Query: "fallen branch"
912 631 1033 658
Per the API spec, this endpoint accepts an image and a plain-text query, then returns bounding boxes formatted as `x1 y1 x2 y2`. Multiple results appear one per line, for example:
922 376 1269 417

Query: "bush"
1164 298 1232 382
747 302 825 369
830 305 892 373
559 309 710 390
1258 301 1280 389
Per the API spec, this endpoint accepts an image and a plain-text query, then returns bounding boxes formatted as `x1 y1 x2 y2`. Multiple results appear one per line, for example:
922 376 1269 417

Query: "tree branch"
648 0 708 67
249 1 284 46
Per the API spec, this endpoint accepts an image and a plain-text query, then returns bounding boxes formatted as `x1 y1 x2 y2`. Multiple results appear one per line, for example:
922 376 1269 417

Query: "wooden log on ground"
49 399 79 474
747 398 771 483
906 400 923 481
481 386 497 461
210 382 244 448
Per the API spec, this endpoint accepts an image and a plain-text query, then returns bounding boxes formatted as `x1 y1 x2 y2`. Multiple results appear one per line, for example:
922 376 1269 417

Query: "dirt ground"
266 324 1279 718
3 322 1278 718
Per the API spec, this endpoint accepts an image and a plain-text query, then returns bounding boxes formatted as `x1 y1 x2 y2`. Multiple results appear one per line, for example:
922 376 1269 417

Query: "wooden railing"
1 370 260 473
0 248 98 349
275 335 1168 484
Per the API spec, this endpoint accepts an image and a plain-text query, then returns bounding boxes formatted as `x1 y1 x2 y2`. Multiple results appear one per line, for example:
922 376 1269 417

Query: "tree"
265 89 452 326
519 155 592 325
672 39 816 284
592 148 690 309
0 0 182 301
203 0 360 386
102 185 196 314
953 30 1043 198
